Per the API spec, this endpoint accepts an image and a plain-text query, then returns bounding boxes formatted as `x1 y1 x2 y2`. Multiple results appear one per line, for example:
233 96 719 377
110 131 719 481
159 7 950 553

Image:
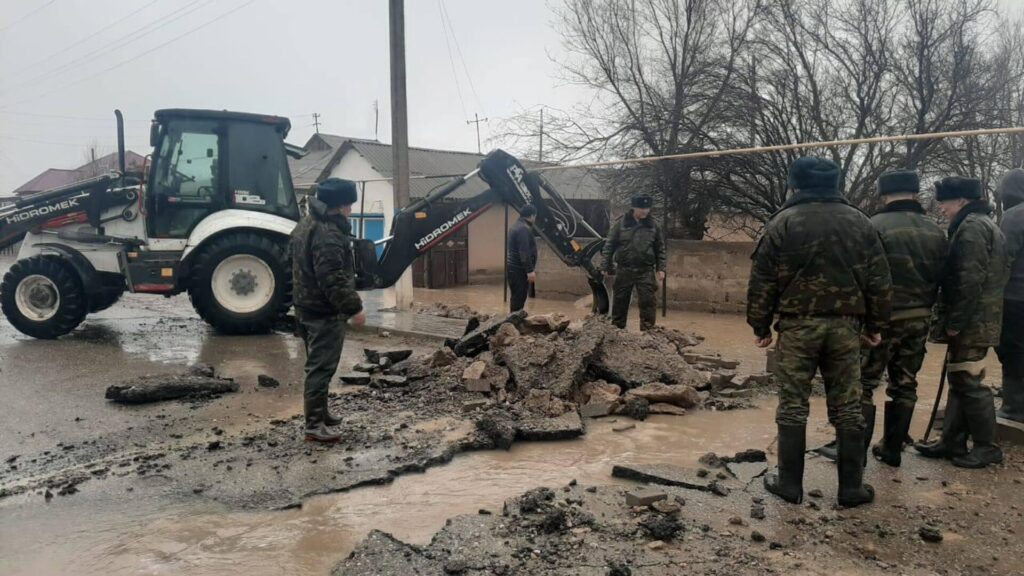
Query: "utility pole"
467 112 488 154
390 0 413 309
312 113 322 134
538 108 544 162
373 100 379 140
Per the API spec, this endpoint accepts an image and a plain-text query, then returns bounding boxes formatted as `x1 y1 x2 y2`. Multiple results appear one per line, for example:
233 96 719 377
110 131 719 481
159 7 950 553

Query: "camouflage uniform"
290 196 363 430
750 156 890 508
602 211 666 330
748 196 892 429
929 201 1008 466
861 199 947 409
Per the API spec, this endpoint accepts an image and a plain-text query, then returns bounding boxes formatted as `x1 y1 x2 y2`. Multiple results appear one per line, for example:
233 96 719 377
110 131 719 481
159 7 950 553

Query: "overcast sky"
0 0 1022 195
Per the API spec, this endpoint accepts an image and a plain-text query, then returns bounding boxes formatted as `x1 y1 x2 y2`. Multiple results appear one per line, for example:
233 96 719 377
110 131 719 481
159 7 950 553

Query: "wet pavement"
1 260 1020 575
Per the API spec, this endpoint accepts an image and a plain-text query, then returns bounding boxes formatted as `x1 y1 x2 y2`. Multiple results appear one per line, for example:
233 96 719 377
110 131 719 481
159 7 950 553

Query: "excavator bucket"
589 277 610 315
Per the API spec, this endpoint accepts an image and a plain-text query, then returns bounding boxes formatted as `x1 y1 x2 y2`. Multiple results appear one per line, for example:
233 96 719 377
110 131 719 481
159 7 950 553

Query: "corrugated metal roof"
287 133 609 201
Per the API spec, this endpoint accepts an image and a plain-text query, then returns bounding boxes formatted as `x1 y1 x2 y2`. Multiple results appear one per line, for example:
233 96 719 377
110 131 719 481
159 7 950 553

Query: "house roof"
289 133 608 201
13 151 147 195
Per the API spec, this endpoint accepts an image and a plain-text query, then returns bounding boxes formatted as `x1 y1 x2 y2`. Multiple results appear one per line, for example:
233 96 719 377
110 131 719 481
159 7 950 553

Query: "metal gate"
413 226 468 289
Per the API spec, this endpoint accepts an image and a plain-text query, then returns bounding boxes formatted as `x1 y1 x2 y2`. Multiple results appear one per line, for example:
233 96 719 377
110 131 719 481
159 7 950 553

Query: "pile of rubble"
340 311 773 447
412 301 491 322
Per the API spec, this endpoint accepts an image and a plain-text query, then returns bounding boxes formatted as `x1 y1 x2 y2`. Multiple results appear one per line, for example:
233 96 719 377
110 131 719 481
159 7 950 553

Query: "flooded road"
0 267 1016 576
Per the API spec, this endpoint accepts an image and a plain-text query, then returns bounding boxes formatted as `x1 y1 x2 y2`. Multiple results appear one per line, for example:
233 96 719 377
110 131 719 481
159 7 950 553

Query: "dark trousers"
508 267 529 312
297 311 345 427
611 268 657 330
998 299 1024 379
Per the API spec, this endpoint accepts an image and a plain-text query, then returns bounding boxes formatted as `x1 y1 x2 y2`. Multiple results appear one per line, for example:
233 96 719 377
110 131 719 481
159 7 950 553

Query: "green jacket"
289 197 363 317
870 200 948 319
746 192 893 338
601 212 666 273
934 202 1009 347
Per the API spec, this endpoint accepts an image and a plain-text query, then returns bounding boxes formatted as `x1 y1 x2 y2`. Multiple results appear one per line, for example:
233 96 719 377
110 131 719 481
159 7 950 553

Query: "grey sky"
1 0 1022 195
0 0 588 194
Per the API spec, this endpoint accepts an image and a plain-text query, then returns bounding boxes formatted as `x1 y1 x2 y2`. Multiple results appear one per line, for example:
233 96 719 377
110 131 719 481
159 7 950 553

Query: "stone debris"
339 372 372 386
519 313 571 335
579 401 614 419
919 526 943 543
516 412 584 441
257 374 281 388
612 463 718 492
105 374 239 404
625 488 667 507
412 302 491 321
625 383 701 409
648 403 687 416
364 349 413 364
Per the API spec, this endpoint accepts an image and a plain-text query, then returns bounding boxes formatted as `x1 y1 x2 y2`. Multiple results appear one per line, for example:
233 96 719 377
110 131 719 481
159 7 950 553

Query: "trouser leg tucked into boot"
764 424 805 504
837 427 874 507
953 386 1003 468
916 389 969 459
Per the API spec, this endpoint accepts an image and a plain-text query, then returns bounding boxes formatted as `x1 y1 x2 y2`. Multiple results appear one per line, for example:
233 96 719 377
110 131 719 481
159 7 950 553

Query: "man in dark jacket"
996 169 1024 422
601 194 666 330
290 178 366 443
915 177 1009 468
506 204 538 312
858 170 949 466
748 157 892 507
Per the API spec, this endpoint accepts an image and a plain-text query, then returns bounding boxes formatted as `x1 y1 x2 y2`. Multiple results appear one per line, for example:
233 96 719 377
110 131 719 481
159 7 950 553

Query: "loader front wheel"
1 256 88 339
188 233 291 334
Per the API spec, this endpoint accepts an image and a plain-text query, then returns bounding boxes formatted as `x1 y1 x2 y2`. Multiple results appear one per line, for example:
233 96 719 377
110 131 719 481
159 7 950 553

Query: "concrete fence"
470 239 756 313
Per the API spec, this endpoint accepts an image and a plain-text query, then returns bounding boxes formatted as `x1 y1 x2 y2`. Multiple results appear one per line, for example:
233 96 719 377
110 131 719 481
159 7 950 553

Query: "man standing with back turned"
290 178 367 443
747 157 891 507
915 177 1008 468
506 204 538 312
602 194 666 331
860 170 948 467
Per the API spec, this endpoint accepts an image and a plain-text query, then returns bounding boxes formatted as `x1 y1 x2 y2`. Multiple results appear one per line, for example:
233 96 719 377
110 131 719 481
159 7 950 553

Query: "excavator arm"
353 149 610 314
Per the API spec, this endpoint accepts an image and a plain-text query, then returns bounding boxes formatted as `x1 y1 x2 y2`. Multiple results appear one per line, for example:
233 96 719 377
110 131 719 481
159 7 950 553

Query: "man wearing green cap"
916 176 1009 468
601 194 666 330
290 178 367 443
747 156 892 507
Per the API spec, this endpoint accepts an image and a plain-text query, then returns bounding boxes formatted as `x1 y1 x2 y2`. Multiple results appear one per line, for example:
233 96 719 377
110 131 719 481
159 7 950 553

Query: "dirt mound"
412 302 491 321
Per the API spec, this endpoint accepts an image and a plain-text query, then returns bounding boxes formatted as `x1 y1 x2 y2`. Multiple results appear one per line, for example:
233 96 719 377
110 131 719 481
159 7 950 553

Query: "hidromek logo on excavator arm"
4 198 81 225
415 208 473 251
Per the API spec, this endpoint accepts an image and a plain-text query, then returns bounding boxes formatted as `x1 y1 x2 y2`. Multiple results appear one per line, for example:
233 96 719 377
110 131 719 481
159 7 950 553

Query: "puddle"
0 407 778 576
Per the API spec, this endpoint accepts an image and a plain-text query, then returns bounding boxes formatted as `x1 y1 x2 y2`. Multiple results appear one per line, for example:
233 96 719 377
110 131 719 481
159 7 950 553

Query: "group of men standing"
748 158 1023 507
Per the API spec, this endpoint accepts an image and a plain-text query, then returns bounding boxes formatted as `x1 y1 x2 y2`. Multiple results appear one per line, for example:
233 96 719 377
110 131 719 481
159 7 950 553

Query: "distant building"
12 151 146 197
288 134 611 288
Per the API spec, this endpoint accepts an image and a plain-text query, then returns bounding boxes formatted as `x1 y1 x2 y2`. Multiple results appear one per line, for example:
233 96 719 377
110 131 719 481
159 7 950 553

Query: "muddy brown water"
0 267 1007 575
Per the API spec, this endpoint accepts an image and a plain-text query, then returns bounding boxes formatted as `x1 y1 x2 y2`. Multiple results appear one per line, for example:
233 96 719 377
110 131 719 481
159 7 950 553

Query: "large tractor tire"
188 232 291 334
0 255 88 339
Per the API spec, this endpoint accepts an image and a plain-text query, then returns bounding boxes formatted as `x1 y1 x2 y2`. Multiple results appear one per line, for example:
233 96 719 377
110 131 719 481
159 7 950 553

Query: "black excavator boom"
353 149 610 314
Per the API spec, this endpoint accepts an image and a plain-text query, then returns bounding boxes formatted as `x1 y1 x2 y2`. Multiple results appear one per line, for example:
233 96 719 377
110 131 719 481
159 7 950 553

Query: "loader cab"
146 109 299 238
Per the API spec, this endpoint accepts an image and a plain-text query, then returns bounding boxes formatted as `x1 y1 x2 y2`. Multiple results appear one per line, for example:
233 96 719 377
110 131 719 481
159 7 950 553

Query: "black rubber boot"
304 423 342 443
837 427 874 507
953 388 1003 469
997 376 1024 423
873 402 914 467
764 424 806 504
861 403 876 463
323 400 343 426
915 391 968 459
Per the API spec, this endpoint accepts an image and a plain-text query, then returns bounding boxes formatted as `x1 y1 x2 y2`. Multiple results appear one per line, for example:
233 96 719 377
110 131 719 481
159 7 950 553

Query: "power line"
437 0 467 120
1 0 258 109
1 0 212 96
6 0 162 80
0 0 61 35
439 0 483 114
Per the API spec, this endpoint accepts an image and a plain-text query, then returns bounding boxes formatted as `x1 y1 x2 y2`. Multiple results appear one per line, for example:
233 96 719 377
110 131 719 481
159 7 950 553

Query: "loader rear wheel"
1 256 88 339
188 232 291 334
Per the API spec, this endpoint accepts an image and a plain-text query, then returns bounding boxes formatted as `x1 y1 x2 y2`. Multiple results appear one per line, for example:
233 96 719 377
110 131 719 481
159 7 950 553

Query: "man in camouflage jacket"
995 169 1024 423
747 157 892 507
290 178 366 443
916 177 1009 468
602 194 666 331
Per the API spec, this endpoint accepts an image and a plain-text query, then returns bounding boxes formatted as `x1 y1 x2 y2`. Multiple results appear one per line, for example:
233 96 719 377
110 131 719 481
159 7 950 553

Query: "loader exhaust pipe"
114 109 126 175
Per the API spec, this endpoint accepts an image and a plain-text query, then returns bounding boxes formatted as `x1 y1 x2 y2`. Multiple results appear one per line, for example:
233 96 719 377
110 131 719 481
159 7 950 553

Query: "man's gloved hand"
350 311 367 327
